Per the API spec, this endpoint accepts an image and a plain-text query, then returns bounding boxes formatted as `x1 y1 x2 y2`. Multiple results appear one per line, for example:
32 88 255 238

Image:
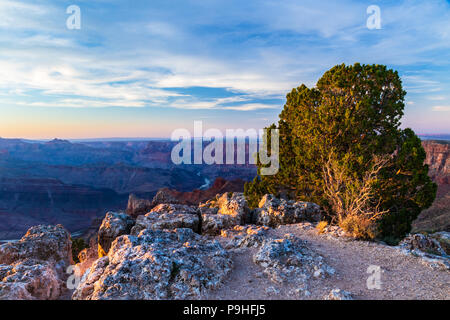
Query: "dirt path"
203 224 450 300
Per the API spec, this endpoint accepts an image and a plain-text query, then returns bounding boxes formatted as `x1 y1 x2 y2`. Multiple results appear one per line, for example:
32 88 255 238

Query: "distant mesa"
46 138 72 145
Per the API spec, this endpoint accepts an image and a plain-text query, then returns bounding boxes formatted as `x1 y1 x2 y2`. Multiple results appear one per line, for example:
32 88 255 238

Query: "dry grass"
338 214 377 240
316 221 328 234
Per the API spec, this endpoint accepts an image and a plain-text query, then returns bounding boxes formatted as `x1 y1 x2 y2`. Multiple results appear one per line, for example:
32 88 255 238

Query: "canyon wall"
413 140 450 232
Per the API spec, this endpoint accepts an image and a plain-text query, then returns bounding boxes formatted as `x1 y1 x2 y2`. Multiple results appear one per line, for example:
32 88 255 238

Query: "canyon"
0 137 448 241
0 138 256 240
413 140 450 233
0 137 448 300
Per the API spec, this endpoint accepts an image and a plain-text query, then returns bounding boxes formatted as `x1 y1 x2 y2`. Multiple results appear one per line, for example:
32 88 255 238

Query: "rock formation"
422 140 450 184
200 192 251 235
75 245 99 281
399 233 448 256
152 178 246 206
131 204 200 235
69 192 337 300
97 212 135 257
0 225 72 300
398 232 450 270
72 228 232 300
254 194 321 227
220 225 270 249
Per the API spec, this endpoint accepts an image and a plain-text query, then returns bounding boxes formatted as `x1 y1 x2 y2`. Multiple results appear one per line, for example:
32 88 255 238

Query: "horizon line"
1 132 450 143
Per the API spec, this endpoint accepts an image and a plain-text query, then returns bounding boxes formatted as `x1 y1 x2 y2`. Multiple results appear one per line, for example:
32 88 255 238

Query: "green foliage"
244 63 436 241
376 128 437 242
71 237 88 263
244 176 269 209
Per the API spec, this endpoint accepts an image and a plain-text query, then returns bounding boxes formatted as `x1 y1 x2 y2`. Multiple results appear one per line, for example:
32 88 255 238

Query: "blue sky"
0 0 449 139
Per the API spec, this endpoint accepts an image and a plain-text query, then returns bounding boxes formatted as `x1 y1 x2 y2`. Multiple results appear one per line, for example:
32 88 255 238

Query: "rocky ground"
203 224 449 300
1 192 449 300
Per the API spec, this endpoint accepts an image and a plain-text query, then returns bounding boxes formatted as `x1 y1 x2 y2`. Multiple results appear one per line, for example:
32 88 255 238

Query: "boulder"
399 233 447 257
98 212 135 257
320 225 348 238
220 225 270 249
0 224 72 266
254 194 321 227
132 212 200 235
131 204 200 235
126 191 185 219
429 232 450 255
0 225 72 300
201 214 239 236
398 233 450 270
72 228 233 300
78 246 98 264
74 245 99 280
216 192 251 224
150 203 199 216
0 260 63 300
198 206 219 215
199 192 251 235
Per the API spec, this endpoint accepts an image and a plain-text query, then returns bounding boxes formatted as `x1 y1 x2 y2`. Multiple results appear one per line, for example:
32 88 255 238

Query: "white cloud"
223 103 279 111
427 95 447 101
432 106 450 112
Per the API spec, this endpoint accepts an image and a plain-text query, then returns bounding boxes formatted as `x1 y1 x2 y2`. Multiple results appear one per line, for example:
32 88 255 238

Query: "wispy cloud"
223 103 279 111
432 106 450 111
0 0 449 135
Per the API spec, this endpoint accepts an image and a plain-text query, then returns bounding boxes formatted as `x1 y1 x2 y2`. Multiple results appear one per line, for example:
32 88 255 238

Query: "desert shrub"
322 154 389 239
316 221 328 234
339 214 377 240
71 238 88 263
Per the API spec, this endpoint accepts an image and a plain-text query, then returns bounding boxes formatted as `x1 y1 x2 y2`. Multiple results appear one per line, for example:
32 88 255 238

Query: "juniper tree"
245 63 436 241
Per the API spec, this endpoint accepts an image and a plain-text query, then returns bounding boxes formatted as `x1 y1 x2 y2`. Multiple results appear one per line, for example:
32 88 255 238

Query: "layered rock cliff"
413 141 450 232
422 140 450 184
